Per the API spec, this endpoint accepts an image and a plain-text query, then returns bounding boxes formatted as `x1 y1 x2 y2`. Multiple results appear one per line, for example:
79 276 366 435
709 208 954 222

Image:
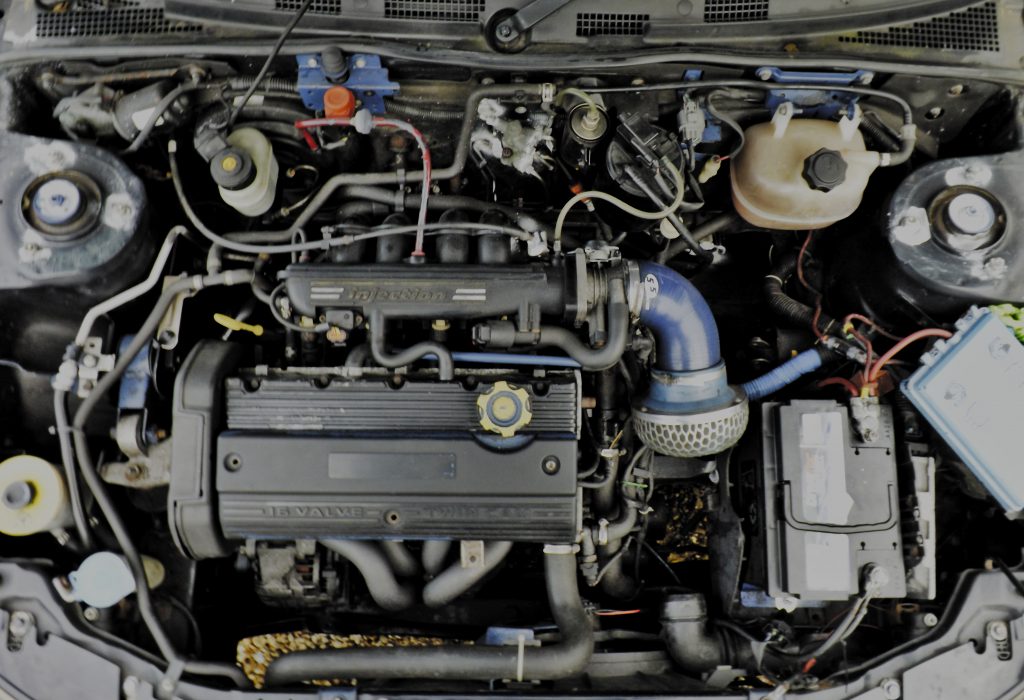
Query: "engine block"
169 341 581 559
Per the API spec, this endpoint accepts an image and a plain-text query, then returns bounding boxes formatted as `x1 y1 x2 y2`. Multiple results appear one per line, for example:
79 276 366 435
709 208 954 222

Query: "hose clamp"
543 543 579 555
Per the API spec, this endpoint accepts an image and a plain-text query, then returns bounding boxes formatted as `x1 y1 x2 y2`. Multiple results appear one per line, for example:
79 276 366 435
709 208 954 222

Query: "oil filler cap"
477 381 532 438
803 148 848 192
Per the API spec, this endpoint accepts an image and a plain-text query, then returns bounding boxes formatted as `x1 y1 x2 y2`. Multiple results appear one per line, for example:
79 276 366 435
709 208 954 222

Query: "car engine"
2 3 1024 697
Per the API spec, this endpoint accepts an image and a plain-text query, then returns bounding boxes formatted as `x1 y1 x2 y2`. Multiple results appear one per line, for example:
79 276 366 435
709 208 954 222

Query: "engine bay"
2 8 1024 697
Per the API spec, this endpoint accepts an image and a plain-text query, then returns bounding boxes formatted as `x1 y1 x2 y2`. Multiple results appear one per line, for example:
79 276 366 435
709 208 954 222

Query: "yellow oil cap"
0 455 71 536
477 381 533 438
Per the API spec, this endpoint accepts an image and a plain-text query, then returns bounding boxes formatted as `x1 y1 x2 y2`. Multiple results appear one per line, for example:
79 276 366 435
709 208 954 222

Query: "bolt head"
9 612 32 634
989 621 1009 642
880 678 901 700
983 257 1007 278
923 612 939 627
756 67 773 81
947 192 996 236
542 456 561 475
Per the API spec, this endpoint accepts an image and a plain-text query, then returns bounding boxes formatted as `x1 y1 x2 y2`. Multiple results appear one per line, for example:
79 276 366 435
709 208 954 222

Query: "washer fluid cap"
67 552 136 609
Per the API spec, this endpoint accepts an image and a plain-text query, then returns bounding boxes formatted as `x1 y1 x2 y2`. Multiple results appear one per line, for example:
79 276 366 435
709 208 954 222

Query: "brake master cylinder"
210 127 279 217
731 103 879 230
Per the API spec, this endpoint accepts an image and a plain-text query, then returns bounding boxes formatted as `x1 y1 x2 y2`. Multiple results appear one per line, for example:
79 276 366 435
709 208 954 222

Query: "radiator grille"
576 12 650 37
275 0 342 13
838 2 999 52
703 0 769 23
384 0 484 22
36 7 201 38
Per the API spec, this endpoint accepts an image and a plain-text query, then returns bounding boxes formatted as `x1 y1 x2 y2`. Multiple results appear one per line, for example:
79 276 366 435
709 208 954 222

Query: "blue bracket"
757 66 870 119
116 336 151 411
296 53 399 115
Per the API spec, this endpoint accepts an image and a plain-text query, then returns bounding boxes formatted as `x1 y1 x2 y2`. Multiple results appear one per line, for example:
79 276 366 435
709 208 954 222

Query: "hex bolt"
880 678 902 700
8 611 32 636
756 67 773 81
989 620 1009 642
922 612 939 628
542 456 561 475
983 257 1008 279
122 676 139 699
83 606 100 622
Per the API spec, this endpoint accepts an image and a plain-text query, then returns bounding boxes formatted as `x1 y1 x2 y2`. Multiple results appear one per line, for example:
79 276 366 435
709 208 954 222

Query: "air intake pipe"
627 262 748 457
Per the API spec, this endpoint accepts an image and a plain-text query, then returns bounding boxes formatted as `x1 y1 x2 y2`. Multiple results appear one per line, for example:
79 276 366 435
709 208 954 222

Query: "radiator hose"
265 547 593 685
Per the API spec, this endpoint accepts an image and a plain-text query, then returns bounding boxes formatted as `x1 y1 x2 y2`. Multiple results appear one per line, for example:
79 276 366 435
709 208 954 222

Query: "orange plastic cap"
324 87 356 119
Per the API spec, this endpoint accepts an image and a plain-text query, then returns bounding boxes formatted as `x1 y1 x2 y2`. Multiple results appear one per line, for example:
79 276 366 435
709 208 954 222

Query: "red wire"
796 231 818 294
596 609 643 617
811 297 826 341
817 377 859 397
868 328 953 383
845 327 873 388
843 312 901 341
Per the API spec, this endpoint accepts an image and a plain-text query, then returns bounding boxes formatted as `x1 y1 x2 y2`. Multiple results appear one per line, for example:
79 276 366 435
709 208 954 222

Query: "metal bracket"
757 66 871 119
157 276 189 350
461 540 486 569
296 53 399 114
76 337 115 398
100 439 172 490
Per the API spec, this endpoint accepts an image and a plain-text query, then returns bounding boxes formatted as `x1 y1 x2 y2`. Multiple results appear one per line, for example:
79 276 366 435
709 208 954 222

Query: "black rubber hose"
70 271 254 688
369 310 455 381
623 166 708 260
861 112 902 152
227 76 298 93
663 212 741 262
265 548 592 685
536 278 628 372
384 98 464 121
764 253 837 336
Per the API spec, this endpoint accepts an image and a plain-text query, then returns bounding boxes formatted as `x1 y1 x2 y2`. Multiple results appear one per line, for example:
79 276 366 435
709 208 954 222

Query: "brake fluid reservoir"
731 110 879 230
216 128 279 217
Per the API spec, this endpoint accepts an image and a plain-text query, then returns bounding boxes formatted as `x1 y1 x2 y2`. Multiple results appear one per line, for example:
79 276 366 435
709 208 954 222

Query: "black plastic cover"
169 341 241 560
280 263 568 322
